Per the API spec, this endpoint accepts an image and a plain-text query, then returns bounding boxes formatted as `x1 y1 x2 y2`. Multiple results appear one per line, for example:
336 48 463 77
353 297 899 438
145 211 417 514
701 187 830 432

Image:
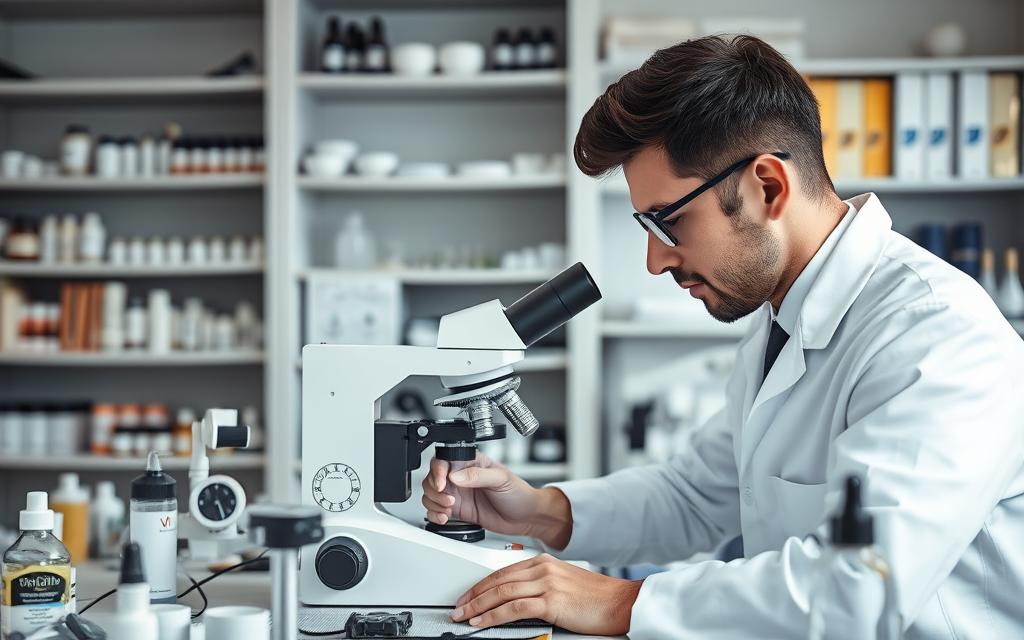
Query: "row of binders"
808 71 1019 181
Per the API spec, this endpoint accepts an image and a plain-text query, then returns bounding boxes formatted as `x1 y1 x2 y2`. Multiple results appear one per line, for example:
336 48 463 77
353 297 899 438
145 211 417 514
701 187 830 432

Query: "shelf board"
0 454 265 471
0 77 264 103
298 70 567 99
0 351 265 366
602 55 1024 79
299 268 559 285
0 262 264 278
602 320 749 340
298 174 565 192
0 174 264 192
601 174 1024 196
0 0 262 18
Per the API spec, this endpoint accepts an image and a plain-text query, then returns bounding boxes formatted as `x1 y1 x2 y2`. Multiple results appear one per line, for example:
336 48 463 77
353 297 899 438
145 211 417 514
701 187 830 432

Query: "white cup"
438 41 486 75
151 604 191 640
392 43 436 76
21 155 44 178
512 152 547 176
203 606 270 640
1 150 24 178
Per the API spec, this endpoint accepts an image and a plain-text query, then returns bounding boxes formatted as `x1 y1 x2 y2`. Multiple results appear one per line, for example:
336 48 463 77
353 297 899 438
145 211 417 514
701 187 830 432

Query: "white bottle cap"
55 472 89 502
20 491 55 531
97 480 117 500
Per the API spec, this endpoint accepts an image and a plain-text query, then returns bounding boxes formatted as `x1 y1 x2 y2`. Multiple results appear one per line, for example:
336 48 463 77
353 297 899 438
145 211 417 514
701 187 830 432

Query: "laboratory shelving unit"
1 0 1022 524
0 0 270 515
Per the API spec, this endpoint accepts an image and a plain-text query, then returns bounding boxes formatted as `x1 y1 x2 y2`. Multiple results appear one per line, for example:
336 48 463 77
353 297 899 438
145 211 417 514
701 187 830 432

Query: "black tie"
763 321 790 383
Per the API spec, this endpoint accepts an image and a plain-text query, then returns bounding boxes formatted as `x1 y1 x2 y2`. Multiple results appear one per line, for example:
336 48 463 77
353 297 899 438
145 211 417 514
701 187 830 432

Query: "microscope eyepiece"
504 262 602 347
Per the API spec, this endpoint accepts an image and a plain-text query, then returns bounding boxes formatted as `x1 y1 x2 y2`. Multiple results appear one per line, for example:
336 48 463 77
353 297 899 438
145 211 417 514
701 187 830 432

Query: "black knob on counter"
315 537 368 590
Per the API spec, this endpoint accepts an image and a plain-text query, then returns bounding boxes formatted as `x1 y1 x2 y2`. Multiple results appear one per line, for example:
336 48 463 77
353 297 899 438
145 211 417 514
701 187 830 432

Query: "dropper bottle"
92 542 158 640
129 452 178 604
808 476 902 640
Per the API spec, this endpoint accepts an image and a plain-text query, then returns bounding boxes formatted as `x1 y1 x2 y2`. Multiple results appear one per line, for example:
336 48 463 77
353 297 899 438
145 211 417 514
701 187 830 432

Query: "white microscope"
300 263 601 607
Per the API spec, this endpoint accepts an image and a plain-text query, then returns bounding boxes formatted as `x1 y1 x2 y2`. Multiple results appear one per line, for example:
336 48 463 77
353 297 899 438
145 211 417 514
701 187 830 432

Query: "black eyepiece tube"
504 262 602 347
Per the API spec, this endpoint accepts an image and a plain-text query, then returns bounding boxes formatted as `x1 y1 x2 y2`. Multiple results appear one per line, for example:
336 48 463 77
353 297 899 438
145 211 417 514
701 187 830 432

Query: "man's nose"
646 231 682 276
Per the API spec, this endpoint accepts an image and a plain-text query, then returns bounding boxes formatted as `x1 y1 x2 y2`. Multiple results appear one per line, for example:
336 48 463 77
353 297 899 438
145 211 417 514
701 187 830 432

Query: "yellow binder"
990 72 1021 177
863 79 893 177
809 77 839 177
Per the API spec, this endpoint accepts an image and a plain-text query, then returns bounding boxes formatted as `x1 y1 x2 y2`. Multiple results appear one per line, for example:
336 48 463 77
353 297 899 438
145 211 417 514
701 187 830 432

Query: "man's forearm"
528 486 573 550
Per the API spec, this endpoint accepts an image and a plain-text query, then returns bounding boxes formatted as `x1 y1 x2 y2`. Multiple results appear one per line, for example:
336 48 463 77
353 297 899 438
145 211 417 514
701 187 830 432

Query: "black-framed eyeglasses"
633 151 791 247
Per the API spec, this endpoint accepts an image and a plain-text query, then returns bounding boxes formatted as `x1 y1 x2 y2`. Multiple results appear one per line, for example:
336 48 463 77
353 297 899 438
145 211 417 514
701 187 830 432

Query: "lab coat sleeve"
541 407 741 566
626 303 1024 639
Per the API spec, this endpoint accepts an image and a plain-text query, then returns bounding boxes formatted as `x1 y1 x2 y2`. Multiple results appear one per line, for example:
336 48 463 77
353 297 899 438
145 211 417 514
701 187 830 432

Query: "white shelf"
602 320 749 340
298 268 559 286
602 55 1024 79
0 77 264 102
298 70 567 99
0 454 265 471
0 0 261 17
0 174 264 192
0 262 263 278
601 174 1024 195
0 351 265 366
298 174 566 192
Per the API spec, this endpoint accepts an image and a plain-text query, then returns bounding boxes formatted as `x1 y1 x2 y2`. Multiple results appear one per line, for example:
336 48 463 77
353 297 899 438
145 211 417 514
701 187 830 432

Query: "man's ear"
751 154 791 220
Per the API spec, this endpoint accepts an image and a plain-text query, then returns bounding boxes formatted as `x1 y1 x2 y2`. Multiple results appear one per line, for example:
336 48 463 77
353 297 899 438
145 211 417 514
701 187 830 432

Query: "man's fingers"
426 510 450 525
448 465 509 490
452 568 546 622
456 555 550 606
430 458 450 492
421 494 453 516
467 598 548 628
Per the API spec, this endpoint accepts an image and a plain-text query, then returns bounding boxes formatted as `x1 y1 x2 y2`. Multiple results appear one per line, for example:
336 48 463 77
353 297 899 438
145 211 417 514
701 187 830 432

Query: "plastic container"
335 211 378 269
129 452 177 603
91 481 126 559
51 473 89 564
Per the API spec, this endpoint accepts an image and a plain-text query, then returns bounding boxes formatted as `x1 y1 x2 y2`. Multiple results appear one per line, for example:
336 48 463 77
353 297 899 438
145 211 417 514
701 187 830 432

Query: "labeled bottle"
364 16 389 72
345 23 366 72
39 214 59 263
59 214 78 263
513 27 537 70
536 27 558 69
172 408 195 457
140 135 157 177
78 212 106 263
980 248 999 300
998 247 1024 319
322 16 346 73
60 125 92 177
492 28 514 71
2 492 73 638
51 473 90 565
90 481 126 559
92 542 159 640
125 298 148 349
808 476 902 640
4 218 40 261
129 452 177 604
96 135 120 178
120 136 139 178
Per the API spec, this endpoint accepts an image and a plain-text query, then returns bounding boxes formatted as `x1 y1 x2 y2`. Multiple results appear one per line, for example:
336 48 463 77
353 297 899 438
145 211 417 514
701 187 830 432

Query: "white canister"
248 237 264 264
148 289 172 354
228 236 247 264
140 136 157 178
78 212 106 263
120 137 139 178
208 236 226 263
187 237 208 264
146 238 166 266
108 237 128 265
125 299 147 349
150 604 190 640
59 215 78 263
24 408 47 456
128 237 147 266
1 149 24 179
61 125 92 176
179 298 204 351
101 282 127 352
212 315 236 351
48 409 80 456
39 215 59 263
0 408 24 455
21 156 44 179
95 136 120 179
203 607 270 640
156 137 173 175
166 237 185 265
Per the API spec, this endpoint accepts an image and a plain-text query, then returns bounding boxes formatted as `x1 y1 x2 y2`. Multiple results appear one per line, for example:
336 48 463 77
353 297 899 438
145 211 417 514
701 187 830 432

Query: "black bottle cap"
327 15 341 34
539 27 556 43
98 134 116 144
131 452 176 501
120 542 146 584
494 28 511 44
66 124 90 134
369 16 385 43
515 27 534 44
830 475 874 546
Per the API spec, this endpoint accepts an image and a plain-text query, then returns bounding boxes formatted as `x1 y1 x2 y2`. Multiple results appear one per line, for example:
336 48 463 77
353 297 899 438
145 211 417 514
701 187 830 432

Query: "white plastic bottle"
335 211 377 270
90 481 126 559
129 452 178 603
979 248 999 301
998 247 1024 319
87 542 158 640
78 212 106 263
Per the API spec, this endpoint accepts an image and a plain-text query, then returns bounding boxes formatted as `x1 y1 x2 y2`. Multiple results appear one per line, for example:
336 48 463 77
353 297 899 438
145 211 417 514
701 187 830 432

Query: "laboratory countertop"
75 561 624 640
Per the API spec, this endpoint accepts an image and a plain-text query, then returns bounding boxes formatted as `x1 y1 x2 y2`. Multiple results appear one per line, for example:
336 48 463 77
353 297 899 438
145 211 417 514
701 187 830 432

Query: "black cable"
183 572 209 619
78 587 116 614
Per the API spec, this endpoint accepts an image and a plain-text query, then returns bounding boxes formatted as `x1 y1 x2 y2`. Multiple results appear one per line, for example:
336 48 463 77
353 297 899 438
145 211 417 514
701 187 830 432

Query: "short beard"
672 207 781 323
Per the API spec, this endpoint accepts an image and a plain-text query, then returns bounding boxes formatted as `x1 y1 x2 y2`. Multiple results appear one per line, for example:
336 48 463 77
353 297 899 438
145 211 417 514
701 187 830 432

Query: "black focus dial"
197 482 238 522
316 537 368 590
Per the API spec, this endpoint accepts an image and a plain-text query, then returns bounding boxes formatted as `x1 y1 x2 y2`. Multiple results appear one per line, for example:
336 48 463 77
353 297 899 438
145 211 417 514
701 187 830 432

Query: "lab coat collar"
798 193 890 350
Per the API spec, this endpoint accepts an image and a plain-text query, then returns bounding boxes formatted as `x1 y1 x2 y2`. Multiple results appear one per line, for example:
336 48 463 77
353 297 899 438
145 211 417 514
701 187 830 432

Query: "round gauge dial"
312 463 361 512
197 482 239 522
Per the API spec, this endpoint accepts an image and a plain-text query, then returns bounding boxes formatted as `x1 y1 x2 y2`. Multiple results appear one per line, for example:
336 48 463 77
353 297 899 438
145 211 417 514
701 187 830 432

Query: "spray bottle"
808 476 902 640
129 451 178 603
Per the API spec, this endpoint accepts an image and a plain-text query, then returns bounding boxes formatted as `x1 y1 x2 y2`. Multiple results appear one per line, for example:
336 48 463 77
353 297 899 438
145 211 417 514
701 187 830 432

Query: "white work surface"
76 561 623 639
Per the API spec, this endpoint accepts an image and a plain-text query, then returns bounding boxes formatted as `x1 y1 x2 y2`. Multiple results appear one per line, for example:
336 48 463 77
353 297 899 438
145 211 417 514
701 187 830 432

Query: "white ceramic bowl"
397 162 450 179
315 139 358 160
392 43 437 76
303 153 346 178
438 41 486 76
456 160 512 178
355 151 400 177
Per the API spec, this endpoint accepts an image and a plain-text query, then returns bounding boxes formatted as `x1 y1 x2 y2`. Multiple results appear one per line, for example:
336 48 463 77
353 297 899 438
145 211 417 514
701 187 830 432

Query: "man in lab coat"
423 35 1024 638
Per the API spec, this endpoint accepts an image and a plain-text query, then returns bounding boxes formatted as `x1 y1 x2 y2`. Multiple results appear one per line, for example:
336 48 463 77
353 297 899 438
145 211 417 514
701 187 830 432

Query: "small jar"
61 125 93 176
59 214 78 263
108 237 128 265
189 138 208 174
212 314 236 351
207 138 225 173
173 408 195 457
253 137 266 172
238 139 254 172
125 299 147 349
223 142 240 174
139 135 157 177
228 235 247 263
3 219 40 261
120 136 139 178
151 430 173 456
39 215 59 263
170 139 190 175
208 236 226 263
248 236 264 264
78 212 106 263
111 427 133 457
187 236 208 264
166 236 185 265
96 135 120 178
132 429 152 458
157 136 173 175
146 237 166 266
127 237 146 266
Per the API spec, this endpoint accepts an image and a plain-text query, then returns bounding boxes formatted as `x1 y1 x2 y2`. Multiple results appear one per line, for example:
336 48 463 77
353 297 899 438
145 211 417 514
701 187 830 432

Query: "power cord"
78 550 268 617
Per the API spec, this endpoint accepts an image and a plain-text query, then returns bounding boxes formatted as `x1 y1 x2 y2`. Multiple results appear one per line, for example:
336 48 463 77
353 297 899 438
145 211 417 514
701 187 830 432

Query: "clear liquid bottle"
2 492 73 638
809 476 902 640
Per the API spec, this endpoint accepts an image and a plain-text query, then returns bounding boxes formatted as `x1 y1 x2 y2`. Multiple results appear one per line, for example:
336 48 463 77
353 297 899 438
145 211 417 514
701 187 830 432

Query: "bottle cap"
20 491 55 531
830 475 874 546
131 451 176 501
119 542 146 584
56 472 89 503
96 480 117 500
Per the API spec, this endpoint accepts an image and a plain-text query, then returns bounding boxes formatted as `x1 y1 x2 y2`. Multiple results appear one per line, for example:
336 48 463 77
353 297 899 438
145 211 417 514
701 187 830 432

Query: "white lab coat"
548 194 1024 638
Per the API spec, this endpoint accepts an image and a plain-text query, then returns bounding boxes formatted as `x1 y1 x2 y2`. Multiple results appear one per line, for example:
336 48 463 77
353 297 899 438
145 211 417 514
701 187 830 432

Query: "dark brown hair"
574 35 834 212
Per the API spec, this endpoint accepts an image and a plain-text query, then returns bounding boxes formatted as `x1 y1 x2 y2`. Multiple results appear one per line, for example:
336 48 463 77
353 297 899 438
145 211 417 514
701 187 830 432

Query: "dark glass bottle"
321 16 346 73
492 28 514 71
364 17 390 73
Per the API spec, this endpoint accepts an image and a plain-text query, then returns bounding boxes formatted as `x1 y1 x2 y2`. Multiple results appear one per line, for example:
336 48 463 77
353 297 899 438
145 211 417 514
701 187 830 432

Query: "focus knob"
315 537 368 590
